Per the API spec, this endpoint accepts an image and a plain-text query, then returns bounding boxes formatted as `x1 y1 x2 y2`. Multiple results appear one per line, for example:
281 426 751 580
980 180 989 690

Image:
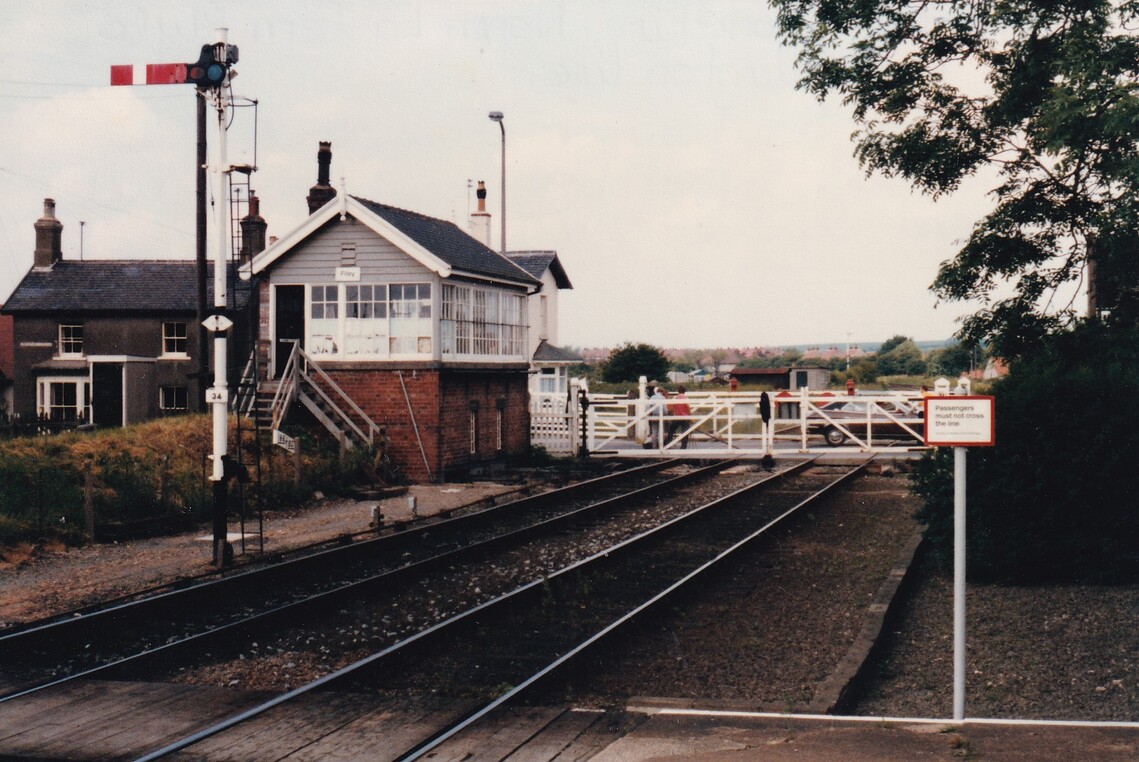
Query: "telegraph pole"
113 29 240 565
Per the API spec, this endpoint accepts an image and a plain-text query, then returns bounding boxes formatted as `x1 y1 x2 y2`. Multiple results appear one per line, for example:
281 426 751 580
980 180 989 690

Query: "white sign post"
924 389 995 721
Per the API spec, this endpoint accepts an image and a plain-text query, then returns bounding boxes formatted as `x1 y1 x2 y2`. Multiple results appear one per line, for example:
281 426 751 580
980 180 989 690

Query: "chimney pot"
34 197 64 269
469 180 492 247
307 141 337 214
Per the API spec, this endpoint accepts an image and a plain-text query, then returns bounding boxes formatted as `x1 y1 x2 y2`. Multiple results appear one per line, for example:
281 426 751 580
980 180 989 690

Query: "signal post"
112 28 240 565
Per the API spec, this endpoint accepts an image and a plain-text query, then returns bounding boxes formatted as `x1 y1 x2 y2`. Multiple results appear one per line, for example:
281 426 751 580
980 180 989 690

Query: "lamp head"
488 111 504 122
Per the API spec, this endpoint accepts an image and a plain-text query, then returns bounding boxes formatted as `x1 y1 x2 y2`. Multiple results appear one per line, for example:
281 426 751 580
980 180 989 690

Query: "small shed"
728 366 831 390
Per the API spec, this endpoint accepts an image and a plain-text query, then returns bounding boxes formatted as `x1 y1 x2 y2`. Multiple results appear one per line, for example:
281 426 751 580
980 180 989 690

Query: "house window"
59 324 83 357
160 386 189 412
539 367 566 395
162 322 189 356
441 284 526 358
37 377 90 421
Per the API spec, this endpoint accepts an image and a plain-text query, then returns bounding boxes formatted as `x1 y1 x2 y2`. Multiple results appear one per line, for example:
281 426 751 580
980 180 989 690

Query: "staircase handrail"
232 350 260 416
296 348 381 445
269 341 300 432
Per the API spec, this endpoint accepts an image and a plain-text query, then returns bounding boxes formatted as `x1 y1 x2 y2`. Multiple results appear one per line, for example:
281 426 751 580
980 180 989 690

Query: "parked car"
808 398 924 446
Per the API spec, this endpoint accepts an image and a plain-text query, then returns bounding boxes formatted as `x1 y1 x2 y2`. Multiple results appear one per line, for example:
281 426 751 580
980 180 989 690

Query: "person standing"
646 385 667 448
670 385 693 448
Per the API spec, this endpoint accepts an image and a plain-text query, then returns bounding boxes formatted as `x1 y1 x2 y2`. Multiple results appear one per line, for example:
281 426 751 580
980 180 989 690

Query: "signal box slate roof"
244 193 540 289
2 261 250 314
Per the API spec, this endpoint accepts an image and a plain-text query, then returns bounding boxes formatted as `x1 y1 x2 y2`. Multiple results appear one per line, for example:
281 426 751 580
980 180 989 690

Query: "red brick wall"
324 368 530 483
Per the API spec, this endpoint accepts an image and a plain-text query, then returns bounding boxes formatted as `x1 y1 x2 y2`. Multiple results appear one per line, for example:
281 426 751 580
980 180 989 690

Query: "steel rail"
396 457 870 760
0 459 733 702
0 459 668 651
131 457 827 761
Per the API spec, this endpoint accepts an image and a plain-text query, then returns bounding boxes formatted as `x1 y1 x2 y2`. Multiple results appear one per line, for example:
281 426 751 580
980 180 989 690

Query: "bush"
911 320 1139 583
0 415 374 547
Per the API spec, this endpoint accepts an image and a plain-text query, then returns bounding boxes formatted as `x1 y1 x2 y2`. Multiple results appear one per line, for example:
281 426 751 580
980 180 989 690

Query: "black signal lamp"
187 44 227 89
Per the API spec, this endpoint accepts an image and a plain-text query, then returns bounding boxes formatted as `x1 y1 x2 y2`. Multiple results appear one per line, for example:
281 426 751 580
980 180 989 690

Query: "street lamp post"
488 111 505 254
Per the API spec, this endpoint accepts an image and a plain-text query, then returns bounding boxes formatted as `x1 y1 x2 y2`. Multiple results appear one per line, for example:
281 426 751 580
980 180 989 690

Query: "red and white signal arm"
923 395 996 447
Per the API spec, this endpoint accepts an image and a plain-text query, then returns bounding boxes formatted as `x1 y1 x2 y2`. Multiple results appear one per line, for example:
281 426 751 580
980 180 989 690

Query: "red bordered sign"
923 395 996 447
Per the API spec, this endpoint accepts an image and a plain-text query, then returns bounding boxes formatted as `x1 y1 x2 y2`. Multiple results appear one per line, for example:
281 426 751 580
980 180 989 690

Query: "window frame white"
37 376 90 421
305 282 433 360
58 323 84 358
159 385 189 412
441 283 527 360
161 322 189 358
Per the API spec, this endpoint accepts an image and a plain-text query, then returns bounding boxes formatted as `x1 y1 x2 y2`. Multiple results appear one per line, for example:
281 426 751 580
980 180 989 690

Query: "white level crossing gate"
530 379 930 456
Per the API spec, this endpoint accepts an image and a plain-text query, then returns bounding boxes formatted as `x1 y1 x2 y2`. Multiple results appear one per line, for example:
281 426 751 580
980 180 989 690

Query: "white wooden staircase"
238 342 382 451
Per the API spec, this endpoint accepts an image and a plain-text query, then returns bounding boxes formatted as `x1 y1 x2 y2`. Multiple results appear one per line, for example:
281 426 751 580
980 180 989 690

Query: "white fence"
531 379 931 456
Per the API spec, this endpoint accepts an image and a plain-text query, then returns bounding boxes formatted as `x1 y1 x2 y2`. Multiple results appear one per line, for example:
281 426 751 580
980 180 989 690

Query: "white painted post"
636 376 647 444
953 376 968 721
953 443 966 721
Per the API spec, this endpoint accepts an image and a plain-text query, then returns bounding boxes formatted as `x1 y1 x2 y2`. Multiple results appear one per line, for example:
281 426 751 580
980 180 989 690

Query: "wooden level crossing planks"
0 680 272 761
505 708 648 762
263 694 481 761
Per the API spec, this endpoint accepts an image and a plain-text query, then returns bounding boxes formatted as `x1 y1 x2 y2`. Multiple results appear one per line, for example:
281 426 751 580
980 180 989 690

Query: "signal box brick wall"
322 367 530 482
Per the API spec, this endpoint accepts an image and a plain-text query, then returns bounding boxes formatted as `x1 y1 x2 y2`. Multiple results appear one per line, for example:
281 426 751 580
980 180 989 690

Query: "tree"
737 348 803 369
927 342 976 377
911 320 1139 583
772 0 1139 358
600 342 671 383
876 338 926 376
876 335 910 356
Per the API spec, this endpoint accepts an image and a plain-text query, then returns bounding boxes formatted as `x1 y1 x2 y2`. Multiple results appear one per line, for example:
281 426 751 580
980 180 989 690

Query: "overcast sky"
0 0 1001 350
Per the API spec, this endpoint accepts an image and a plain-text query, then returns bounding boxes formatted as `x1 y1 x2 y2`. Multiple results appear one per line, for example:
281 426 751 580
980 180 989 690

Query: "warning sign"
923 396 995 447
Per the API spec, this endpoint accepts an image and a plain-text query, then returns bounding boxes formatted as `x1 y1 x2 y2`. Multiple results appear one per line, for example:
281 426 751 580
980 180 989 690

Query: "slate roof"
533 339 583 363
508 250 573 289
353 197 539 287
1 260 251 314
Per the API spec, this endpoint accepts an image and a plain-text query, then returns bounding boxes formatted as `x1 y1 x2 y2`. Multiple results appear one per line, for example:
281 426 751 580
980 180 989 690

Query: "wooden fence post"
83 459 95 544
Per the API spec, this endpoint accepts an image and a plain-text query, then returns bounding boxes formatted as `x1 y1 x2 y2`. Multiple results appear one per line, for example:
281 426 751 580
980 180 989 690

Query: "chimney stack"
34 198 63 269
306 141 337 214
469 180 492 247
240 192 268 261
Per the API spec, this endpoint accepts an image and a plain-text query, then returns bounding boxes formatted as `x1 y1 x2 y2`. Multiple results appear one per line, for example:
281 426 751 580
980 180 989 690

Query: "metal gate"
532 378 930 456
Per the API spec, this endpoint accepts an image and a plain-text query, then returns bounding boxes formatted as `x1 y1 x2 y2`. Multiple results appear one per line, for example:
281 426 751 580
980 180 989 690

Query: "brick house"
242 143 541 482
1 199 254 427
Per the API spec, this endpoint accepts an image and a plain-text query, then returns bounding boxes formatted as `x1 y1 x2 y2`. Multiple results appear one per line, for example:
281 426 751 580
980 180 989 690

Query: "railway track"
0 458 732 699
0 458 887 760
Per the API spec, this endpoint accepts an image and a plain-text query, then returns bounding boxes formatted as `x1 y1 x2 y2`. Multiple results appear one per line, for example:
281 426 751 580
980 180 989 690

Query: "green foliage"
737 348 803 369
926 343 976 377
0 415 372 548
877 338 926 376
911 320 1139 583
849 357 880 384
600 342 670 383
877 335 909 356
772 0 1139 355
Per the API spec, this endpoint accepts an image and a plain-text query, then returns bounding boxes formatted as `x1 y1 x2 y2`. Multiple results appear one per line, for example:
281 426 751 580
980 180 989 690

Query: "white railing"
569 381 928 455
271 341 382 449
